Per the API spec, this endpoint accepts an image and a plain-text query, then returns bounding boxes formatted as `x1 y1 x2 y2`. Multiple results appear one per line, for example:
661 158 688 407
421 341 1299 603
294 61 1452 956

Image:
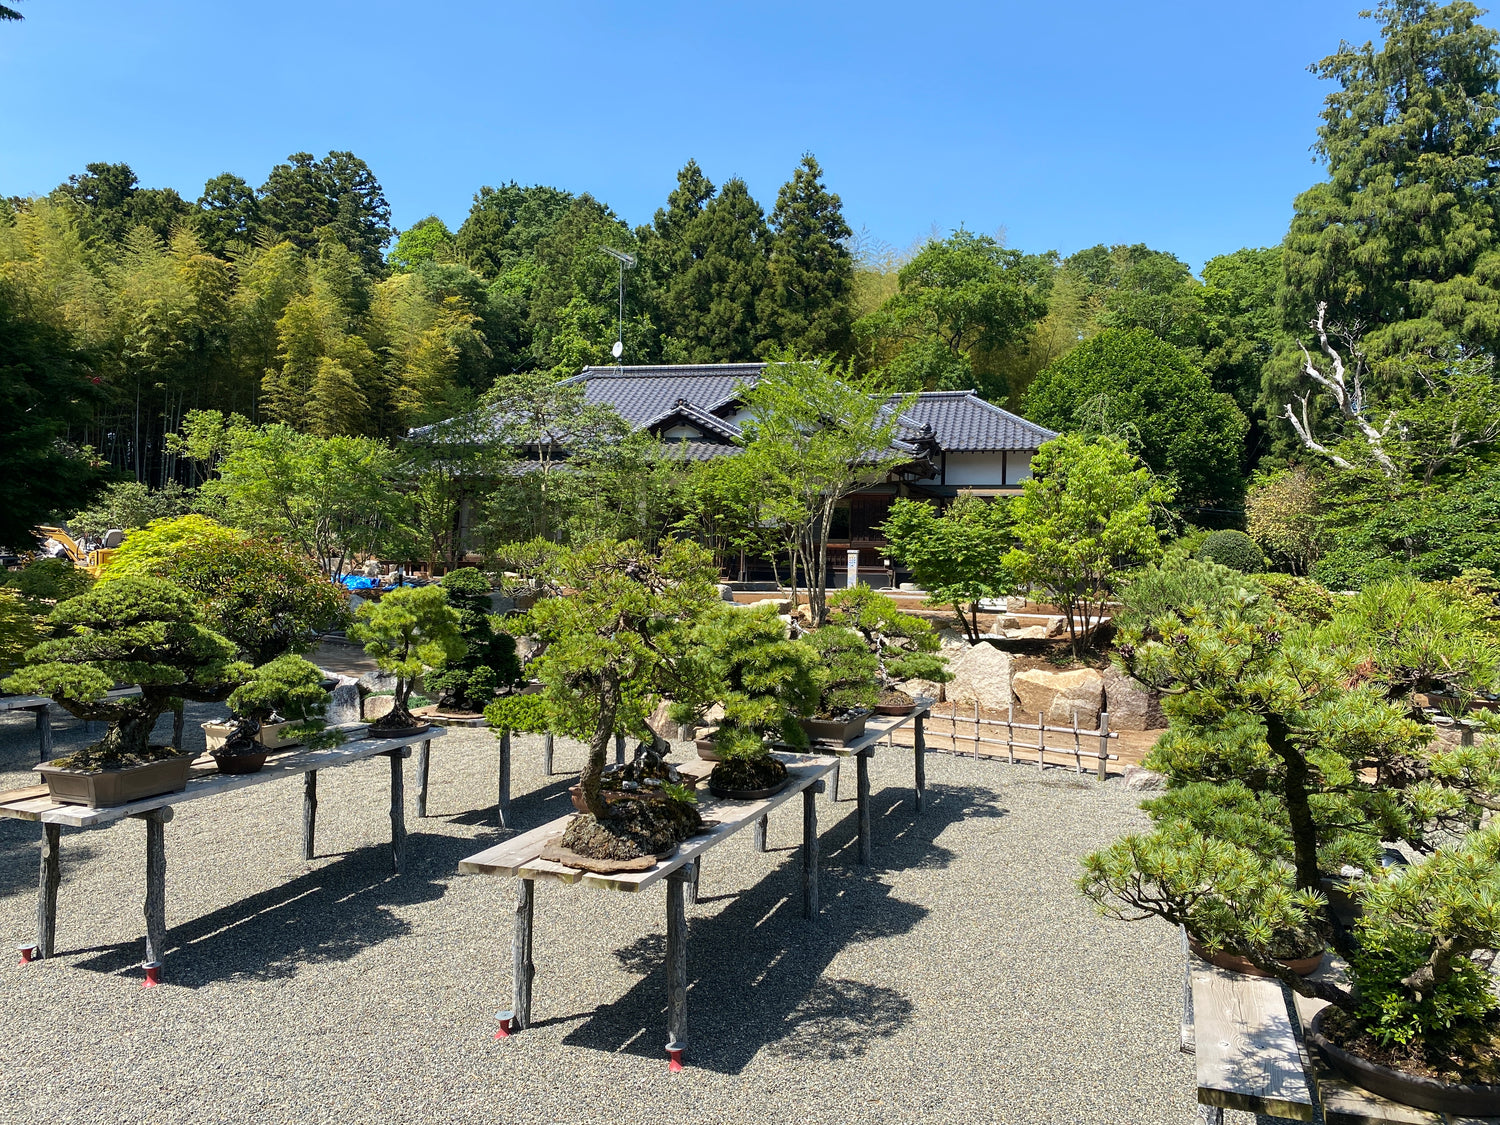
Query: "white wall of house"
913 451 1034 488
661 424 702 440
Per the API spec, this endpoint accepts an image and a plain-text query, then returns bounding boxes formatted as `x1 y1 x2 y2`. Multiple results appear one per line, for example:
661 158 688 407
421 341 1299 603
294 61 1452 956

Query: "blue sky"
1 1 1377 271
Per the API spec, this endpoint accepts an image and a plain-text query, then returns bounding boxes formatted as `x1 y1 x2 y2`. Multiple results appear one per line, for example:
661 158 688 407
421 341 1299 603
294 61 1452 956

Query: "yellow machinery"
35 526 118 577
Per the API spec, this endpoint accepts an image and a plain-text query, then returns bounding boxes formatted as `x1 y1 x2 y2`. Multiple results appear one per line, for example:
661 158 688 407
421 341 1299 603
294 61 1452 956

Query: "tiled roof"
570 364 759 426
645 397 744 442
893 390 1057 452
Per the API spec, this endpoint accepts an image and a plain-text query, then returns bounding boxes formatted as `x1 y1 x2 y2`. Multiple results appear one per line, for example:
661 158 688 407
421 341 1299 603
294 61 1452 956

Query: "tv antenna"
600 246 636 368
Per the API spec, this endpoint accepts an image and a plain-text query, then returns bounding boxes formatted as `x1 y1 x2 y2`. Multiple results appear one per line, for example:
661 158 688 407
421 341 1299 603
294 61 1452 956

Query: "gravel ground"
0 704 1276 1125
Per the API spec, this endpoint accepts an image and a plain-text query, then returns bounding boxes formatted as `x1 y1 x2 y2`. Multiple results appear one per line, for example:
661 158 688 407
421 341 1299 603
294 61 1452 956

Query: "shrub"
4 558 93 610
1254 573 1337 623
425 568 521 712
1115 556 1264 636
99 515 242 582
0 589 41 678
1197 529 1264 573
349 585 464 730
227 654 335 745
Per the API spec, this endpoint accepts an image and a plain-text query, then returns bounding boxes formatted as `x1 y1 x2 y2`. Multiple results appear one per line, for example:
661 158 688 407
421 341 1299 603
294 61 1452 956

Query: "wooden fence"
886 702 1119 780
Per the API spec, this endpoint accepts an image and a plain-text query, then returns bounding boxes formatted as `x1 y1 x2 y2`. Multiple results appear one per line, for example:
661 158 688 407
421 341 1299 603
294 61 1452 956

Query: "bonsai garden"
7 3 1500 1122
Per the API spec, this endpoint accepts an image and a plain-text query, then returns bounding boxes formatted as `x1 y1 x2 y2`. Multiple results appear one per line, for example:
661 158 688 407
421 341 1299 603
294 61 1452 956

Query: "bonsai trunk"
1266 715 1322 895
87 705 165 765
578 678 620 821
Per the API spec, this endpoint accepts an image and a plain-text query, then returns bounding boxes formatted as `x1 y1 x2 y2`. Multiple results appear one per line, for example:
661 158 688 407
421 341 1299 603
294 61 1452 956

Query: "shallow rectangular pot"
798 711 870 745
257 721 301 750
37 755 193 808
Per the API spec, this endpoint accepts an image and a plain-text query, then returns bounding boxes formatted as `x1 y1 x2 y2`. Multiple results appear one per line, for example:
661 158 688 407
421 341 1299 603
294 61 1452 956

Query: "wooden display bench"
457 752 839 1069
0 726 444 980
0 694 53 761
1181 931 1500 1124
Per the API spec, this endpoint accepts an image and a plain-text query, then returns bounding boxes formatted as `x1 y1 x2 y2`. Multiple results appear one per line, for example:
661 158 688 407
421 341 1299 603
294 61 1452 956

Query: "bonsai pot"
708 775 790 800
368 720 431 738
874 689 916 717
798 710 870 745
256 721 302 750
1187 937 1325 978
202 720 233 753
695 736 723 762
1309 1008 1500 1115
210 748 268 775
37 754 193 808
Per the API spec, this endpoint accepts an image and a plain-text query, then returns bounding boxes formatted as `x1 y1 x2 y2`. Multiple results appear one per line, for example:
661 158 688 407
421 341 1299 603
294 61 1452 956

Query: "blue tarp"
339 575 378 590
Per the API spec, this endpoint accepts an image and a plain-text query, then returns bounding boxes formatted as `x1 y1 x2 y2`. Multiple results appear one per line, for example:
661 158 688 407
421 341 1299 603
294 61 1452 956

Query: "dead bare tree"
1283 302 1399 480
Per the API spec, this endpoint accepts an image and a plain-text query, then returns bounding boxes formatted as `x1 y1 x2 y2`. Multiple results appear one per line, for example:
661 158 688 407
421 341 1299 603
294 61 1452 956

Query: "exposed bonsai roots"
559 796 702 860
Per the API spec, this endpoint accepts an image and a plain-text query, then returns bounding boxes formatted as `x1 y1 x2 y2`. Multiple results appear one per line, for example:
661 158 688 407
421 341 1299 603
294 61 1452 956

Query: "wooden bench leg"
171 705 184 751
913 713 926 814
388 750 406 874
142 808 171 971
826 760 839 803
542 732 554 777
302 770 318 860
685 856 700 905
665 869 688 1069
802 786 819 918
506 877 535 1034
35 706 52 763
497 729 512 831
614 732 626 765
37 823 60 959
856 752 872 865
416 740 431 818
753 815 768 852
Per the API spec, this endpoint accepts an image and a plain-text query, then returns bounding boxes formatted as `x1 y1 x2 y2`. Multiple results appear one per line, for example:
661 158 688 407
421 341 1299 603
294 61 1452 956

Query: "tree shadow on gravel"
544 778 1003 1073
63 830 484 987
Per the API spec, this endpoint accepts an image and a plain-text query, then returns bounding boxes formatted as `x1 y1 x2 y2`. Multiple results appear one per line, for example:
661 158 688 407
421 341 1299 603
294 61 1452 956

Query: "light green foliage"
880 495 1014 643
518 539 721 817
4 558 94 610
675 451 796 582
69 481 194 537
1197 529 1264 573
0 588 41 678
672 604 818 759
1008 434 1172 655
1081 577 1500 1049
99 514 242 582
424 567 521 712
853 229 1050 397
739 355 913 624
1114 555 1266 637
1025 327 1248 511
350 585 463 726
388 216 456 273
3 577 245 767
1246 469 1325 575
825 584 950 689
805 626 880 717
1254 573 1338 623
483 692 550 736
158 537 348 665
487 537 565 599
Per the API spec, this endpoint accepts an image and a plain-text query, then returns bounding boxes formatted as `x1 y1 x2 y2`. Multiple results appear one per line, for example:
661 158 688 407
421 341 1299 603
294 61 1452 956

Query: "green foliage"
805 626 879 717
1025 327 1248 511
258 151 393 274
4 558 94 610
1114 555 1265 637
424 567 521 712
0 588 41 678
758 154 856 358
879 495 1014 643
68 481 194 537
350 584 463 726
1008 434 1172 655
672 604 818 759
483 692 550 735
227 653 328 723
520 538 721 817
388 216 455 273
3 577 245 766
99 514 242 582
1254 573 1338 623
1197 529 1264 573
825 584 950 688
158 537 348 665
1246 469 1325 576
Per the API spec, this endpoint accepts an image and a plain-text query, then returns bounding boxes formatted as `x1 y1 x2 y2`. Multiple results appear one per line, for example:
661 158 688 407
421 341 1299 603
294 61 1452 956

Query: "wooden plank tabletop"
458 752 838 891
801 697 934 758
1192 963 1314 1120
0 726 445 827
0 694 51 711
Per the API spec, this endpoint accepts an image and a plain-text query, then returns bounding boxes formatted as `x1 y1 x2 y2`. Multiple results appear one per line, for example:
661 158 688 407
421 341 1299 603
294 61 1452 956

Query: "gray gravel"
0 704 1265 1124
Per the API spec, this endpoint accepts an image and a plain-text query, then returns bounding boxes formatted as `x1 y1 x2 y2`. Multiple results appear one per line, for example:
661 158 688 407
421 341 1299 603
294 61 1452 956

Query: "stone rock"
1046 616 1067 638
1007 625 1049 640
946 643 1014 709
363 694 396 722
323 674 363 725
1121 765 1166 792
898 678 947 704
715 583 736 602
997 615 1021 631
1101 665 1166 731
1011 667 1104 727
936 627 970 650
358 669 398 694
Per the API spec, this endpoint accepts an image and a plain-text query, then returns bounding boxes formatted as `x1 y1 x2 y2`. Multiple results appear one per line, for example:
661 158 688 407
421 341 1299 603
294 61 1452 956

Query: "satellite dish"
611 340 624 359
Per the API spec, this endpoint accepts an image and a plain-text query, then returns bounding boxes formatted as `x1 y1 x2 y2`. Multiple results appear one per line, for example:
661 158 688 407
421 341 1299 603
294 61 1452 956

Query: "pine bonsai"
222 654 335 753
1079 578 1500 1079
825 584 950 707
3 577 246 769
349 585 463 732
425 567 521 713
804 626 879 718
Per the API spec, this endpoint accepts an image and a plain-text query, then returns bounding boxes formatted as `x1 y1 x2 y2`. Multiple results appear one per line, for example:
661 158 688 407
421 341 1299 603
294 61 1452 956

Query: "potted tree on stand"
3 577 246 807
799 626 879 745
825 584 950 714
210 654 341 774
1079 579 1500 1114
350 585 464 736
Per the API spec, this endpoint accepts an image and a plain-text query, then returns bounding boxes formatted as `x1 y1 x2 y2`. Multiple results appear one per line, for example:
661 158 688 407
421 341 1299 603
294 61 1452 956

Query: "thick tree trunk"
1266 716 1322 895
579 680 620 821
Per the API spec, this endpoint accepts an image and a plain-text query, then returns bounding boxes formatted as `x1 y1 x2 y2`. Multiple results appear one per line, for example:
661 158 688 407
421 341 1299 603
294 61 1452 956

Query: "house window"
829 504 851 541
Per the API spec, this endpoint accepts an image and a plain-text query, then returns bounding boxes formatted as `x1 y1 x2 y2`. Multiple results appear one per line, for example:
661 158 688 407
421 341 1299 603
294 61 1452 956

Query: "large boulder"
1011 667 1104 727
946 643 1014 710
936 627 971 650
1101 664 1165 731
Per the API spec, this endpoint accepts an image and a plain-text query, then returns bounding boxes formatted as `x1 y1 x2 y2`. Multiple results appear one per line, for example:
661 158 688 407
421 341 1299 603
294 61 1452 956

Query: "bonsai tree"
3 557 93 613
521 538 721 856
673 603 820 792
223 654 335 751
804 626 880 718
2 577 246 769
349 585 463 731
825 584 951 705
880 495 1015 643
1078 578 1500 1081
425 567 521 713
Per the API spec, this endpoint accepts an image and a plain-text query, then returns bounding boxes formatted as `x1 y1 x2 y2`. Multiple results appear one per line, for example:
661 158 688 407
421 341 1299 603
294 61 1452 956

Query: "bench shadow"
64 831 485 987
550 779 1005 1073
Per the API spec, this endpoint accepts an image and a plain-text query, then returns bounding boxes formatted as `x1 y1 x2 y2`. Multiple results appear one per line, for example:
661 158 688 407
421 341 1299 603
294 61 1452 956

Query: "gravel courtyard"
0 705 1256 1125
